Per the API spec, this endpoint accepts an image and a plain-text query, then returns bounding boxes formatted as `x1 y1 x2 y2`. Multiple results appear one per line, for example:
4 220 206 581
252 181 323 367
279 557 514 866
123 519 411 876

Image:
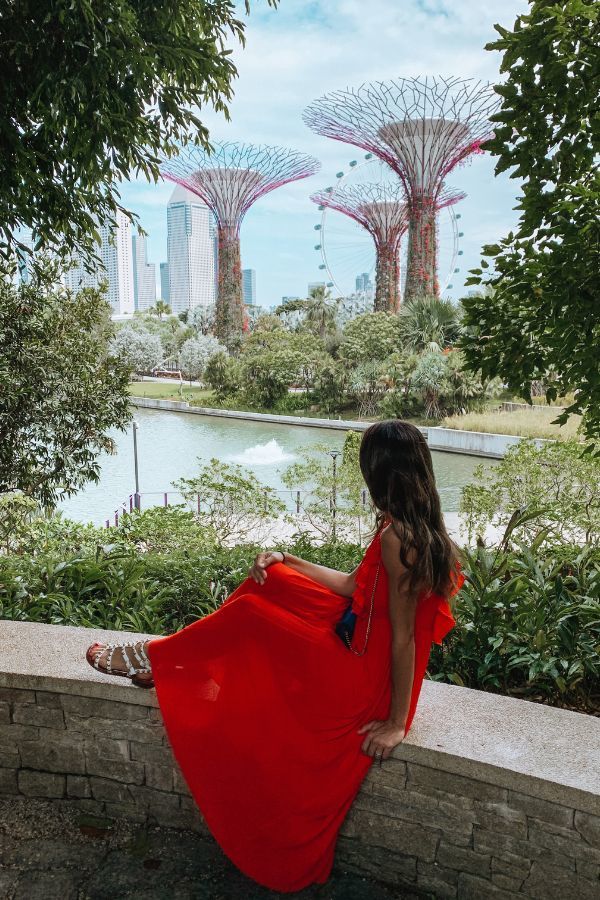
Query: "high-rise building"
64 210 134 315
242 269 256 306
166 185 216 315
355 272 373 293
132 232 156 312
159 262 170 302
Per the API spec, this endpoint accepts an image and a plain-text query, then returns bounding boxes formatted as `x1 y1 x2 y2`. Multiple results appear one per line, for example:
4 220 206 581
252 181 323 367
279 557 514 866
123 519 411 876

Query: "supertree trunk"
404 197 439 302
374 242 401 313
216 225 244 352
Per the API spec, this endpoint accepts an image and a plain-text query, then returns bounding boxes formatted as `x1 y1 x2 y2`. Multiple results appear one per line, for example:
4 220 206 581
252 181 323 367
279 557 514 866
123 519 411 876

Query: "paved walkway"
0 799 423 900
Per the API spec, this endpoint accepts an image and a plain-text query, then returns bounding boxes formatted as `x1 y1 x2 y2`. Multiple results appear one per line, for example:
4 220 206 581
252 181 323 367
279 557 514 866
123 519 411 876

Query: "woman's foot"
86 640 154 688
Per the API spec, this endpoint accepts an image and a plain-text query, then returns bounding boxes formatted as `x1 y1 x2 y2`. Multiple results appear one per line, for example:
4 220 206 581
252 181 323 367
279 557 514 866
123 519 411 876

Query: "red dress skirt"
146 526 463 893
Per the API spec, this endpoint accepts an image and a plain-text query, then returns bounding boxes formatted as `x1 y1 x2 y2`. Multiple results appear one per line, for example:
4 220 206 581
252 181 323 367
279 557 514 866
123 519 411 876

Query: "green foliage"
460 0 600 444
429 541 600 715
115 506 218 554
0 0 276 273
110 327 164 374
339 311 402 363
179 335 225 380
0 272 132 509
399 295 461 352
411 352 450 419
461 439 600 546
174 458 286 544
204 351 244 401
0 493 39 555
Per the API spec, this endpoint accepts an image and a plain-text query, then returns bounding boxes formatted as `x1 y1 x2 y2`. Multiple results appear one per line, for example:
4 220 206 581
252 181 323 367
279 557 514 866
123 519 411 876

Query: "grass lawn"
441 408 582 440
128 381 213 403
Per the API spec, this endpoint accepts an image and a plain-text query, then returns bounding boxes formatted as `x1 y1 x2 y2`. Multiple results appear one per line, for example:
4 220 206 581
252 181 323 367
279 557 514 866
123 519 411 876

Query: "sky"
120 0 528 309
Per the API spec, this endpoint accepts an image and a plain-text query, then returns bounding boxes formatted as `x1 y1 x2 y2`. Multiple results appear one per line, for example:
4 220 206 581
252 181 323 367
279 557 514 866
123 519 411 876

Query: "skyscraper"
64 210 134 315
132 232 156 312
242 269 256 306
355 272 373 293
166 185 216 315
160 262 170 302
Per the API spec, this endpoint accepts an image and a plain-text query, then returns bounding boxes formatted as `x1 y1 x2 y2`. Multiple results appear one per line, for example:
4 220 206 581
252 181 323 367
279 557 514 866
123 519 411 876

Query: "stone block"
457 871 515 899
0 767 18 795
147 707 164 724
491 871 525 891
436 840 491 877
145 763 173 792
508 790 575 828
18 770 65 798
35 691 62 708
66 775 91 799
340 808 438 862
471 799 527 837
491 853 531 880
523 860 600 900
20 737 85 775
473 825 576 871
12 703 64 730
129 741 174 766
416 859 458 900
89 777 133 804
82 738 130 761
528 820 600 863
407 763 507 804
172 767 190 796
0 723 39 744
575 810 600 848
85 753 144 785
61 694 149 721
363 759 407 794
576 859 600 882
64 712 164 743
0 701 9 724
0 688 35 704
180 797 210 835
335 835 418 884
353 791 473 848
0 742 20 767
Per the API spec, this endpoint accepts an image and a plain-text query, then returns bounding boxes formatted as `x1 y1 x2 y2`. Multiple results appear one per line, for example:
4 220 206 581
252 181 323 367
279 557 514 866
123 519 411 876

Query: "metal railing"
104 488 371 528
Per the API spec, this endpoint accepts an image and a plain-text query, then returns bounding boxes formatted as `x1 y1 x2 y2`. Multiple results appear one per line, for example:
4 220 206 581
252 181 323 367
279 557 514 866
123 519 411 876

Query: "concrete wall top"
1 620 598 815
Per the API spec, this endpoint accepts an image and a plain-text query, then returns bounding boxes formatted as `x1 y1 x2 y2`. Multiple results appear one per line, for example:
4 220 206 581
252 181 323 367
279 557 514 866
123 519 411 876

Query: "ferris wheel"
312 154 464 305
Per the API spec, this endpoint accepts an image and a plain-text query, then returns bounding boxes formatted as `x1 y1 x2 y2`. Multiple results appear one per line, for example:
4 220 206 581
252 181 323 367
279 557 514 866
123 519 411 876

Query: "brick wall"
1 682 599 899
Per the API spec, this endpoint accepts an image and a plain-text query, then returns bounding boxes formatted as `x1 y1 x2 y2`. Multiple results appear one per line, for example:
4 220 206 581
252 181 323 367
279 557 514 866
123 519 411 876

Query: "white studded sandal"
86 640 154 688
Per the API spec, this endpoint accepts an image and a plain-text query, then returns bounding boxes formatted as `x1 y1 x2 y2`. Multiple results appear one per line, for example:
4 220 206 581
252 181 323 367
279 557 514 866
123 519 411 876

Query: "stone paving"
0 799 423 900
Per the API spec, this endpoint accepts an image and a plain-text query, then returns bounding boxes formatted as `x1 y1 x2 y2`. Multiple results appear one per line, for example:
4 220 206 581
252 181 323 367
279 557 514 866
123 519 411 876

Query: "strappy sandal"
86 640 154 688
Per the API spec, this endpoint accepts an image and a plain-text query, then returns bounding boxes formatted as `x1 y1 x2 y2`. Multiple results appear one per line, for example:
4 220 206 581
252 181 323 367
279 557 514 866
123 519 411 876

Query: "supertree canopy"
161 142 320 349
304 76 499 301
311 183 409 313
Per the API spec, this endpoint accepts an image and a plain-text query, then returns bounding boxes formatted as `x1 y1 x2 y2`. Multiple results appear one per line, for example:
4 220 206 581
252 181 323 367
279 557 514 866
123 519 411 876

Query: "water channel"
59 408 498 526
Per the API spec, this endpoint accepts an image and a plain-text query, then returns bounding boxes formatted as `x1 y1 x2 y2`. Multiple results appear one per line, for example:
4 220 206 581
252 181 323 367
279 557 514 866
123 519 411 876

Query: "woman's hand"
249 551 284 585
357 719 406 764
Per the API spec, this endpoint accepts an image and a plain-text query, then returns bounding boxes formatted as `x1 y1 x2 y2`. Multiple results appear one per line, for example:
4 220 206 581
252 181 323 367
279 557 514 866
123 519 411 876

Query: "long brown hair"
359 419 462 601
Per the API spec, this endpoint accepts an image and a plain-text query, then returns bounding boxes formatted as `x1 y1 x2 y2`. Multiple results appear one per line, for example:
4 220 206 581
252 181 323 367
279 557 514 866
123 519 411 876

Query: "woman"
86 420 464 893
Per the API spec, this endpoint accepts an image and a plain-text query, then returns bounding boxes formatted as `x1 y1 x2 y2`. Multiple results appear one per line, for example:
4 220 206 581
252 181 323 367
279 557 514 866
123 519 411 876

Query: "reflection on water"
58 408 499 526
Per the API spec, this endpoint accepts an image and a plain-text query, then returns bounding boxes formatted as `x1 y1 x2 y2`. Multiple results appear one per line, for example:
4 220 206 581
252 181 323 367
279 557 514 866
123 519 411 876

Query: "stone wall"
1 620 599 899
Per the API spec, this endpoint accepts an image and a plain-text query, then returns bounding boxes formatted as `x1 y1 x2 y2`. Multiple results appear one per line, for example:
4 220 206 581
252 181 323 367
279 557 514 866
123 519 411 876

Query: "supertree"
161 142 320 350
304 76 499 301
311 183 465 312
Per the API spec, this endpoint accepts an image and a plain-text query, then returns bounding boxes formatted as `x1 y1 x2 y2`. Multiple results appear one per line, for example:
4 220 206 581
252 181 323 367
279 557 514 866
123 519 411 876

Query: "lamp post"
329 449 341 542
132 420 141 511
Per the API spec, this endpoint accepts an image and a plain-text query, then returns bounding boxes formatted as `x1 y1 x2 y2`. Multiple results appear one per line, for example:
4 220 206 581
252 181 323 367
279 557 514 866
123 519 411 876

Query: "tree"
303 285 339 339
399 295 461 352
411 352 450 419
0 0 277 274
150 301 172 321
190 303 217 336
0 271 131 508
339 312 402 364
179 335 226 381
460 1 600 445
204 352 244 402
110 328 164 375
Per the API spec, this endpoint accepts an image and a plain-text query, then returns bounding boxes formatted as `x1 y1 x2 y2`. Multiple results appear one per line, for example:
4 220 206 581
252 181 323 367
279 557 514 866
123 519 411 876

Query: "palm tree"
399 295 461 352
151 300 171 320
304 285 339 340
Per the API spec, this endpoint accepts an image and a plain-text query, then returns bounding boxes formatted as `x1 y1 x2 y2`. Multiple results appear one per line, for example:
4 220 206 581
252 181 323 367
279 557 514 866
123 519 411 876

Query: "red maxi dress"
146 522 464 893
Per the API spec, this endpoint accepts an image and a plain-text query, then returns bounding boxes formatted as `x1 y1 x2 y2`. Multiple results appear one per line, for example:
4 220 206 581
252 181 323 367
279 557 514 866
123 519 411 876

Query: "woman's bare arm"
380 524 418 728
249 550 360 598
